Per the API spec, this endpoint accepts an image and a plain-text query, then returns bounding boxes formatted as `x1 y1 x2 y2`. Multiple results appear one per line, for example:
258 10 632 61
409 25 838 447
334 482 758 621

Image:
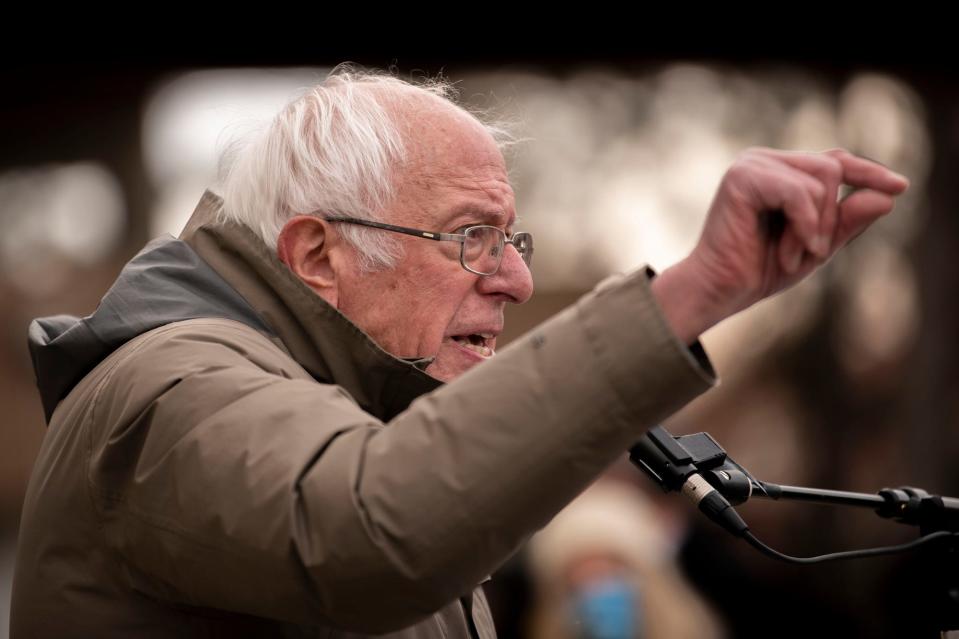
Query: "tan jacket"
12 191 716 637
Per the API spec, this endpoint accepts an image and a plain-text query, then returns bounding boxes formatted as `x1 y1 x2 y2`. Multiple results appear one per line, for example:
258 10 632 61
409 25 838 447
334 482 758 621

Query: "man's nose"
477 244 534 303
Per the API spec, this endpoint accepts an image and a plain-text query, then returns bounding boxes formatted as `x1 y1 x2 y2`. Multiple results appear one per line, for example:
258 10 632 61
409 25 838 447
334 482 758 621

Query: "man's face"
335 105 534 382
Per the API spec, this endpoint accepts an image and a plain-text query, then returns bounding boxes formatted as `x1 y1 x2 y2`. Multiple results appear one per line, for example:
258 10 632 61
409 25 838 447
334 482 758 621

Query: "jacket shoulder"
113 317 307 379
82 318 348 444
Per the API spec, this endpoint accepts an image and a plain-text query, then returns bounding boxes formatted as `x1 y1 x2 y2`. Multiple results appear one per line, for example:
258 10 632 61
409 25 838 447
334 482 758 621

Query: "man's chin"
424 358 474 383
425 342 491 382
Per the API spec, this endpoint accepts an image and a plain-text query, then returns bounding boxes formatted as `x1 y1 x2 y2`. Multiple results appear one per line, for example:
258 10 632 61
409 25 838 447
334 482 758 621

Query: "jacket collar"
180 190 442 421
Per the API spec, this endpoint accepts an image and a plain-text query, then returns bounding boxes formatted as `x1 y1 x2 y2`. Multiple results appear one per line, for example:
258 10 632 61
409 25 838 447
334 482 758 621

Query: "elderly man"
12 68 908 637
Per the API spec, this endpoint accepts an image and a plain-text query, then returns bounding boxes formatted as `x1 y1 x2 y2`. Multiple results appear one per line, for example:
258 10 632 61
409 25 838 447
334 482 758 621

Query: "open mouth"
450 333 495 358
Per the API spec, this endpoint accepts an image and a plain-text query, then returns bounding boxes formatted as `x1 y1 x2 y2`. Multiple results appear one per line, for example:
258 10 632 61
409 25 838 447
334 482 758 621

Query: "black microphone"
629 425 749 537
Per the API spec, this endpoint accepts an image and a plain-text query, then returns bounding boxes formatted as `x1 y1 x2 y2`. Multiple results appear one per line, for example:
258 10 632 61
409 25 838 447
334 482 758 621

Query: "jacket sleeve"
87 266 715 632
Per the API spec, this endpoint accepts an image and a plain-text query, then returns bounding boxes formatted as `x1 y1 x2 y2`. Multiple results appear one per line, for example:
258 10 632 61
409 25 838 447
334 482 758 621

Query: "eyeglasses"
325 217 533 276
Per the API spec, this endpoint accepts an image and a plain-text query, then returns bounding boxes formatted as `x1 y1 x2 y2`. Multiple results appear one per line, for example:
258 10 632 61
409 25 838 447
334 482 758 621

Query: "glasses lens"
463 226 504 275
512 232 533 266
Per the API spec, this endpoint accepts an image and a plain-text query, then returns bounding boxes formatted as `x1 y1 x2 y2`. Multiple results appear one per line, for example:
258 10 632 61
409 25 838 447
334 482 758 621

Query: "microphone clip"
628 425 755 505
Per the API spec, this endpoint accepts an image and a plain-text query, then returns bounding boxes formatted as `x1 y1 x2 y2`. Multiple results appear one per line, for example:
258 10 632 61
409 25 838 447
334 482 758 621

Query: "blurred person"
11 65 908 637
528 478 724 639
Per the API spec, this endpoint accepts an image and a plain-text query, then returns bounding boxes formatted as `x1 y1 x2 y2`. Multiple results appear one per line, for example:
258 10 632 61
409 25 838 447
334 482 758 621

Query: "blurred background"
2 46 957 638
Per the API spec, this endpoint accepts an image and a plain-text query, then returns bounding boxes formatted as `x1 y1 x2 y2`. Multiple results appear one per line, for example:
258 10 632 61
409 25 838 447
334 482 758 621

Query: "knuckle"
724 157 756 183
816 154 844 181
738 146 769 161
823 147 851 162
808 178 827 206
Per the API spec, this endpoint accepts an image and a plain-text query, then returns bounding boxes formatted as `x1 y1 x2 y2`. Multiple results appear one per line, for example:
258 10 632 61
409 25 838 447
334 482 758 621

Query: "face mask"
570 576 641 639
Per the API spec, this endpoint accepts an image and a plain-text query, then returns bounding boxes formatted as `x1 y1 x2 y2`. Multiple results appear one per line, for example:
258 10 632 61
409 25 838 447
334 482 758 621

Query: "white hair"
216 64 517 272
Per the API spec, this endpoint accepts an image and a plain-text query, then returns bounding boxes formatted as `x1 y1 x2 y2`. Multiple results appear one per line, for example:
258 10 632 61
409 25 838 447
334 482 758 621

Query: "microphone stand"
630 425 959 637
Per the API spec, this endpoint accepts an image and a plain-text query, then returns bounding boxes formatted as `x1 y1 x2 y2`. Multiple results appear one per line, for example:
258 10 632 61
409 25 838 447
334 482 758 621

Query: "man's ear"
277 215 341 306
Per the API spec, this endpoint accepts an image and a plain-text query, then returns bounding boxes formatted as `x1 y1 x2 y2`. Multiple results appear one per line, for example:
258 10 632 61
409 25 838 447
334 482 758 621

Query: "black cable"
741 530 958 564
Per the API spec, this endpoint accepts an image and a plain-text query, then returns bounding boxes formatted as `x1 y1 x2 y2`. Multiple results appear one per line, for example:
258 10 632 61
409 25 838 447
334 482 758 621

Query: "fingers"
752 149 842 258
833 189 897 247
778 225 808 274
734 153 828 269
739 147 908 266
824 148 910 195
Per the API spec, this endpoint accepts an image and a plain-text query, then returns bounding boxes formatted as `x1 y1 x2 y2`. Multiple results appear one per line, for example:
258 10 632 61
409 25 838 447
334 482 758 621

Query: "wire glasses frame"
325 217 533 276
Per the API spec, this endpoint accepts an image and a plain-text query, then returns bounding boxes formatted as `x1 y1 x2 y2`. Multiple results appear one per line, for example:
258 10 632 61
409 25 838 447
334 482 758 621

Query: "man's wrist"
649 257 725 345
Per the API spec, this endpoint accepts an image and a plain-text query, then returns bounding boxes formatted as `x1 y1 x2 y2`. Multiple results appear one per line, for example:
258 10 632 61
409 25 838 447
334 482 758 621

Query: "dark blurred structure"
2 50 957 638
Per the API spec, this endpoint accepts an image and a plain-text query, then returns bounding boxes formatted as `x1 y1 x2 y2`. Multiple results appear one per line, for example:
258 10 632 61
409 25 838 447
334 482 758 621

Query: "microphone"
629 426 749 537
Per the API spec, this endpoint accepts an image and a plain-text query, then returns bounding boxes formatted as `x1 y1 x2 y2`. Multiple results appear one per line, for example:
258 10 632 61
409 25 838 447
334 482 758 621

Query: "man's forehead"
389 96 516 226
399 174 516 228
